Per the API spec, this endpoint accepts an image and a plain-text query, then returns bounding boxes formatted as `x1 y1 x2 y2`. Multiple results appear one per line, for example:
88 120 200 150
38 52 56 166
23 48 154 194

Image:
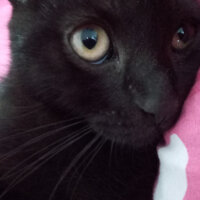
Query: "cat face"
9 0 200 147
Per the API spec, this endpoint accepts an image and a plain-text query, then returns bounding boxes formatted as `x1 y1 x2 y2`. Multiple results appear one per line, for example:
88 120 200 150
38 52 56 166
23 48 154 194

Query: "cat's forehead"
15 0 200 22
61 0 170 13
12 0 200 36
49 0 199 22
51 0 172 24
60 0 192 11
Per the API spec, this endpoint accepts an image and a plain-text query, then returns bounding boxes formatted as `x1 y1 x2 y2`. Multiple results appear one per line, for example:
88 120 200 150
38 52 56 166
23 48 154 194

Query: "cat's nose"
135 95 161 114
131 71 179 125
134 91 178 115
134 90 179 127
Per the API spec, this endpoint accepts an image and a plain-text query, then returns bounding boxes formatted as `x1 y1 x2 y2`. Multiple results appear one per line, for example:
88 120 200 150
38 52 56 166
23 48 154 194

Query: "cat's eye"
172 23 196 50
70 25 110 63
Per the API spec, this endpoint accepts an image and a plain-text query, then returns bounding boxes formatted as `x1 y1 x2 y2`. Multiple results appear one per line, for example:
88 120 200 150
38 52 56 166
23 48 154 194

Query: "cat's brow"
66 0 139 16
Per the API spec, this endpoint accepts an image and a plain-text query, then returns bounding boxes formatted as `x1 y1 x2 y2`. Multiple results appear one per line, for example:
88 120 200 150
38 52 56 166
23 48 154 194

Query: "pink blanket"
0 1 200 199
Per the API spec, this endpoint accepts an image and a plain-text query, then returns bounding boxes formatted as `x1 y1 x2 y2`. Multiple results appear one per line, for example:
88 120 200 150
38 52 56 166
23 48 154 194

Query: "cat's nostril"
134 91 180 127
141 98 160 114
134 95 161 115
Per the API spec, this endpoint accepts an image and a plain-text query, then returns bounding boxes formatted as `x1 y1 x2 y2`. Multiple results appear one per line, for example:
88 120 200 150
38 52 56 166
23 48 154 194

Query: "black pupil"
81 28 98 50
177 27 188 43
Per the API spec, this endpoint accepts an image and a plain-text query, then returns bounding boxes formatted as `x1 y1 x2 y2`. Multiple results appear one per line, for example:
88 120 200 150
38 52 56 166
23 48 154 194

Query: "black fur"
0 0 200 199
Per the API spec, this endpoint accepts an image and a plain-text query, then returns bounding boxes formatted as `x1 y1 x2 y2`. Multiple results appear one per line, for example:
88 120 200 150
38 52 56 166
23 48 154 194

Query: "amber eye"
172 24 196 50
70 25 110 63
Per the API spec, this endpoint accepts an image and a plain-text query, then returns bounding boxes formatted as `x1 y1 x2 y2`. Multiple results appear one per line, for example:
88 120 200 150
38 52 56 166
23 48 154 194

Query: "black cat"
0 0 200 199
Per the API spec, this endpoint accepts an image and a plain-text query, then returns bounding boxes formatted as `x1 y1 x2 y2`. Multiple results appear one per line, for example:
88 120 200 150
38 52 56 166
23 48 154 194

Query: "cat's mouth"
87 110 164 148
86 98 182 148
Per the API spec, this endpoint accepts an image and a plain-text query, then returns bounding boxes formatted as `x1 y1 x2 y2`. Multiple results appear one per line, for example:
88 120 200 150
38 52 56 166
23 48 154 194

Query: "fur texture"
0 0 200 199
